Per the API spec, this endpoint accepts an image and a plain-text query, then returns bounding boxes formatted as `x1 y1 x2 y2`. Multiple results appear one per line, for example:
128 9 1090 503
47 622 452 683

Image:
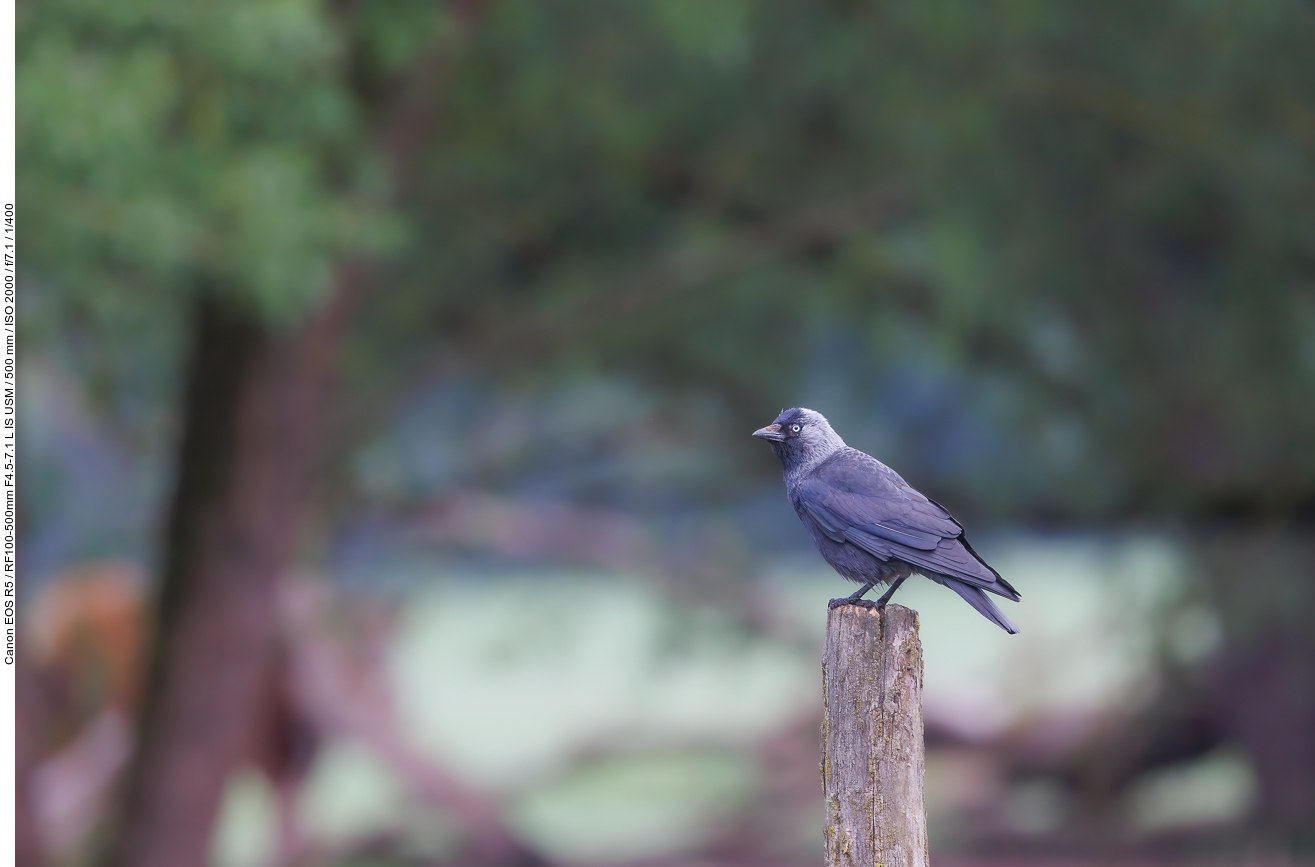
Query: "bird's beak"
752 423 785 442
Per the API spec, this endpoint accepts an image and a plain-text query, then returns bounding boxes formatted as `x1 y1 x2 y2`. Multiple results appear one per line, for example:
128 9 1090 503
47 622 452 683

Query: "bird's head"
752 407 845 470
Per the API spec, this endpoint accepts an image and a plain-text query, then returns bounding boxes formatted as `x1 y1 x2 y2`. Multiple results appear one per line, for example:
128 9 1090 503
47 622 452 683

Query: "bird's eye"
791 424 801 433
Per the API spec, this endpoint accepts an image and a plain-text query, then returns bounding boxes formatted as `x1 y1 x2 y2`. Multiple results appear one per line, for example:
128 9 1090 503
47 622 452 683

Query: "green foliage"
364 0 1315 518
18 0 392 326
22 0 1315 519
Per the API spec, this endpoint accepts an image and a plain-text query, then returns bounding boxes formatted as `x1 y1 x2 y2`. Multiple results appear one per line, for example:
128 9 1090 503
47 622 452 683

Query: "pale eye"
791 424 801 433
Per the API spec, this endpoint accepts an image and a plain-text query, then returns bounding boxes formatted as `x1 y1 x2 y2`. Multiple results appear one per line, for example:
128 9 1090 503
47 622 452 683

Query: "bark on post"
822 603 928 867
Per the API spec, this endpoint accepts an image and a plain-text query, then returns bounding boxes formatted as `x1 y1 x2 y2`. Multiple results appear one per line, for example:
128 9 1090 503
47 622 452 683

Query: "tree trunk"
1199 529 1315 839
106 273 360 867
821 603 928 867
16 652 47 867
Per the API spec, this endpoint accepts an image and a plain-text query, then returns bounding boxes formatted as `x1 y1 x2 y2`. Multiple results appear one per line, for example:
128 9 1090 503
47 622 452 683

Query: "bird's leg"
828 581 878 610
872 575 907 609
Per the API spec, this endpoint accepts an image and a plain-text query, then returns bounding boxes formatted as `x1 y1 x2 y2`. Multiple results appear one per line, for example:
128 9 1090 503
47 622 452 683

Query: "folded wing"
796 452 1020 602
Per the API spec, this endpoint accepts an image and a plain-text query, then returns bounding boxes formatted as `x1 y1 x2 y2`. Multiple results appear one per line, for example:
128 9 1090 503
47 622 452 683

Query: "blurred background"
15 1 1315 866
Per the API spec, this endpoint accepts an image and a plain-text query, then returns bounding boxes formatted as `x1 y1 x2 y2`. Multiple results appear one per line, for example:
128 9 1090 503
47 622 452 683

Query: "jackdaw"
753 407 1020 633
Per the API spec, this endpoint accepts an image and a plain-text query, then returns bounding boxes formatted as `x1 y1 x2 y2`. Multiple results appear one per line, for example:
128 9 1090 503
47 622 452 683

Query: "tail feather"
943 577 1020 634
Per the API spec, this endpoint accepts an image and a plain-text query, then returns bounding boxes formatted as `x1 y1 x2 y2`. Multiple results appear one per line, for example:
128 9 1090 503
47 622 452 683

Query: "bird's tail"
943 577 1020 634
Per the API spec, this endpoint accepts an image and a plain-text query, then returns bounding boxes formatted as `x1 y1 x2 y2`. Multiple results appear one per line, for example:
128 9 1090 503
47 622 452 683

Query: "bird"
753 407 1020 633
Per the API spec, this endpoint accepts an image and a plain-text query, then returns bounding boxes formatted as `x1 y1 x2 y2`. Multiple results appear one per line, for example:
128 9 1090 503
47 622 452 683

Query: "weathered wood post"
822 603 928 867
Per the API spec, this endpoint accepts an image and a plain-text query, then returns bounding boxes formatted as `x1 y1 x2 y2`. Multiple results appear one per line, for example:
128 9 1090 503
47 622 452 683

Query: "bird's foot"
828 597 882 610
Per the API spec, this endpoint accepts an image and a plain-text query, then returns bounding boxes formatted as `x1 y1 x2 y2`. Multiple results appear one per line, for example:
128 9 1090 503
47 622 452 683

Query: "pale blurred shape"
508 751 756 863
1167 605 1224 665
763 535 1188 739
1002 779 1071 835
296 740 415 849
386 575 815 788
924 748 1002 818
925 535 1184 737
1127 750 1257 832
211 770 278 867
32 710 132 858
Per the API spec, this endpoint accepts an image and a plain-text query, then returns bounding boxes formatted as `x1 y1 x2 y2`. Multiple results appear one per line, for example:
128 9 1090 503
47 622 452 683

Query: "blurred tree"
18 1 467 865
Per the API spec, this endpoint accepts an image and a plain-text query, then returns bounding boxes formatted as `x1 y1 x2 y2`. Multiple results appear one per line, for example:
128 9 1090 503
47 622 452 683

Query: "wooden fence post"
822 603 928 867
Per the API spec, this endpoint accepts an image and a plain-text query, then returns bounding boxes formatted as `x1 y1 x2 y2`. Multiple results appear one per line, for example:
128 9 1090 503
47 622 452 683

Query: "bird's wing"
797 452 1019 600
798 499 898 558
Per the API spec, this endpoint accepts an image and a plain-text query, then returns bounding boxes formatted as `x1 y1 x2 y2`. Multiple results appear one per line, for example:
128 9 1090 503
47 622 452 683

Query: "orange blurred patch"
28 560 148 721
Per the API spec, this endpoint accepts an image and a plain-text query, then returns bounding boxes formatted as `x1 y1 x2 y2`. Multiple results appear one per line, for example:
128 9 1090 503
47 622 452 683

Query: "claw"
828 597 880 610
828 580 878 610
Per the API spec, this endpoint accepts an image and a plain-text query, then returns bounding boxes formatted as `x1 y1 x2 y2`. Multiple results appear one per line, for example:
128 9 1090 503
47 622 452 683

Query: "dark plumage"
753 407 1021 633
